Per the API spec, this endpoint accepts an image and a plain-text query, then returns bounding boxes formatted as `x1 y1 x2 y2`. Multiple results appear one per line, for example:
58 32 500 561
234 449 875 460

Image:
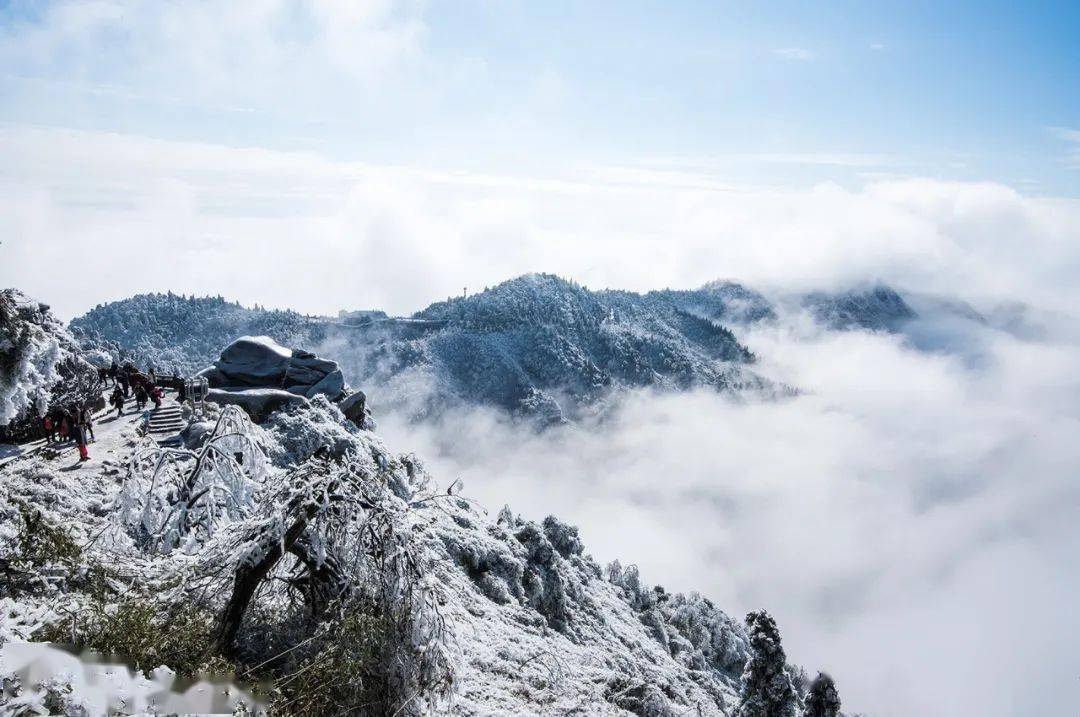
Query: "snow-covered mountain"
351 274 776 422
70 275 924 423
798 285 916 332
0 310 826 716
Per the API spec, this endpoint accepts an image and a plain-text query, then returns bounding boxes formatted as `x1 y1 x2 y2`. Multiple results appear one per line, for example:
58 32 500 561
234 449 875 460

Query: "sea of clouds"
379 299 1080 717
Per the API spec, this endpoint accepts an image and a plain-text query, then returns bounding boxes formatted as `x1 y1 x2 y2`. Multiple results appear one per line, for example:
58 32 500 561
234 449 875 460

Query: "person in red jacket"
79 404 95 443
69 407 88 461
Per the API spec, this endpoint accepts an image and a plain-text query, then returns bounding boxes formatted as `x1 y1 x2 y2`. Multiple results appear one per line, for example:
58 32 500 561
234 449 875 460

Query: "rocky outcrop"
196 336 373 425
338 389 367 424
197 336 347 400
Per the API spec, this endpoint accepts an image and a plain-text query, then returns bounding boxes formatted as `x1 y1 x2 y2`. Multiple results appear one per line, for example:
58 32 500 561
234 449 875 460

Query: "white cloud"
0 0 427 118
773 46 815 61
2 127 1080 321
628 152 901 173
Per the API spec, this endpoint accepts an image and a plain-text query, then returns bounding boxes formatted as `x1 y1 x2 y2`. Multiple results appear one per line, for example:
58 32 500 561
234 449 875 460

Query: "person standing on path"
43 415 54 443
79 404 95 443
58 411 70 442
74 415 89 461
111 386 125 417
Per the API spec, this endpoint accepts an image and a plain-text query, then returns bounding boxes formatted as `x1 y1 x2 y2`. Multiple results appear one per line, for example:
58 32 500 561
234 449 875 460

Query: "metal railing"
184 376 210 416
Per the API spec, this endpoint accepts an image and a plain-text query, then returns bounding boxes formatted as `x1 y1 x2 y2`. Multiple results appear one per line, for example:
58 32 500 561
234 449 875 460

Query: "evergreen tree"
802 672 841 717
736 610 797 717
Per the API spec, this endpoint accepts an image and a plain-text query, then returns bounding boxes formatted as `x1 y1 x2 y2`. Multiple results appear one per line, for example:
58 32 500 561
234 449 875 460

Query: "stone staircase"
147 402 185 436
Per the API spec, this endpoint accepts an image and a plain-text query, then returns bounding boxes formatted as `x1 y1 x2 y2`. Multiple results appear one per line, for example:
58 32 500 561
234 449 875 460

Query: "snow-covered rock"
338 388 368 425
205 387 309 422
198 336 347 400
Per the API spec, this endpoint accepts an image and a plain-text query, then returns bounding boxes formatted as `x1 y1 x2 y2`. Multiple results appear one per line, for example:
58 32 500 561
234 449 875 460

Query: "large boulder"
197 336 346 400
339 389 367 424
211 336 292 385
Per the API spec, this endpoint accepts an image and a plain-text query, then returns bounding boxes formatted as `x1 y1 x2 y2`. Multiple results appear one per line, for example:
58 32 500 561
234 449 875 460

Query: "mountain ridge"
69 275 919 422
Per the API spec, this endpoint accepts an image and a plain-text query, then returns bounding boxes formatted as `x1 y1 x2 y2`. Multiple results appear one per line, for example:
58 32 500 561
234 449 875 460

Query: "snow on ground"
428 506 743 715
0 390 759 715
0 387 168 469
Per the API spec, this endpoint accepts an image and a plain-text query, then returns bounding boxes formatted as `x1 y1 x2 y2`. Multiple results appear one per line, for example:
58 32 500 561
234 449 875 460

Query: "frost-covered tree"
0 290 61 425
802 672 841 717
607 561 748 681
0 289 96 427
70 292 321 376
736 610 797 717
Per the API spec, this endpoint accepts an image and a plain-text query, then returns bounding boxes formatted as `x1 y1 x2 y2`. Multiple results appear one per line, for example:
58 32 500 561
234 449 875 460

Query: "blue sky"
1 0 1078 193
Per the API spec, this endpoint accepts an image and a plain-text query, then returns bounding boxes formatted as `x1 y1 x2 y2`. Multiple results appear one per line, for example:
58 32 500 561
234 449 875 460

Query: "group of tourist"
108 361 165 417
39 360 173 463
98 361 158 392
42 404 95 462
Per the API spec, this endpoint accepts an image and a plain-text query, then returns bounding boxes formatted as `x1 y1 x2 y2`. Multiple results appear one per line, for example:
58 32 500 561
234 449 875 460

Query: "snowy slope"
0 390 819 716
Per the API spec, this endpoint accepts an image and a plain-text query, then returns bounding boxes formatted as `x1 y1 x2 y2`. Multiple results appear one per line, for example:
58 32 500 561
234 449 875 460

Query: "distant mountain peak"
800 283 916 331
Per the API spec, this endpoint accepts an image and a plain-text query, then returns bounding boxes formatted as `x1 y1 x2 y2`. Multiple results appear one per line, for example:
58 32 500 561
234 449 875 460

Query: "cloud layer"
2 126 1079 322
379 305 1080 717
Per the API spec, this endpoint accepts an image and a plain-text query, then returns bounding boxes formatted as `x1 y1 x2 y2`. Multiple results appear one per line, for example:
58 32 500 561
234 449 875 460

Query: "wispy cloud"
869 42 886 51
773 46 815 61
1049 126 1080 167
744 152 894 168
